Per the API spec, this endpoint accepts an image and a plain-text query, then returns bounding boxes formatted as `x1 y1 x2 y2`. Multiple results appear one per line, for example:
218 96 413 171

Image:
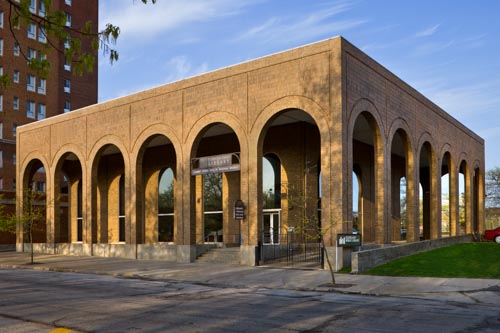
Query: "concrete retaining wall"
351 235 473 273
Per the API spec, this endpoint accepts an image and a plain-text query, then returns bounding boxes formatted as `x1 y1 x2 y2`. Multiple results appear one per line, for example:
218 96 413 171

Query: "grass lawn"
364 243 500 279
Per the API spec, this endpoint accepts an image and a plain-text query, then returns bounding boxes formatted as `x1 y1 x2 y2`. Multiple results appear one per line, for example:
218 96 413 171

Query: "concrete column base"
176 245 197 263
240 245 258 266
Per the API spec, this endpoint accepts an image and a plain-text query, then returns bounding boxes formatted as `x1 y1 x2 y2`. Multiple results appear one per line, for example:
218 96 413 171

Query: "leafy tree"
0 0 156 87
486 167 500 208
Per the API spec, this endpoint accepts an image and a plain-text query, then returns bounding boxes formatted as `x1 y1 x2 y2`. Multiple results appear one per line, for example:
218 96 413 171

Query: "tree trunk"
322 241 336 285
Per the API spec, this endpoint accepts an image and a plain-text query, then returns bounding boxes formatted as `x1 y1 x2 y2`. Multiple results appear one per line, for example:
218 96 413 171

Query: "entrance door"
263 209 281 244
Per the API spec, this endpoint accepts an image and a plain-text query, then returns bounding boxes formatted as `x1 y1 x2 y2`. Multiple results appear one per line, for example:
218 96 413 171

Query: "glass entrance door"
263 209 281 244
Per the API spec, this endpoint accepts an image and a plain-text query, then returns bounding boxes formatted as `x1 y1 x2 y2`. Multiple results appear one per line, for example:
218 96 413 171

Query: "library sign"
191 153 240 175
337 234 362 247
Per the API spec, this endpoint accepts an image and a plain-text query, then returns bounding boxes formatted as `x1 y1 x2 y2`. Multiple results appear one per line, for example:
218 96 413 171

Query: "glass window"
12 179 16 190
27 48 36 60
64 79 71 93
0 39 3 56
27 75 35 91
13 43 19 56
38 27 46 43
13 70 19 83
64 57 71 71
0 151 3 168
37 78 46 94
27 101 35 118
12 153 16 165
38 0 46 16
0 11 3 28
65 13 71 27
0 95 2 112
0 123 2 139
119 175 125 242
13 97 19 110
27 23 36 39
64 101 71 113
203 173 223 243
0 66 2 75
65 0 72 5
0 178 3 190
12 123 17 137
37 103 46 120
158 168 174 242
77 180 83 241
29 0 36 13
36 181 45 193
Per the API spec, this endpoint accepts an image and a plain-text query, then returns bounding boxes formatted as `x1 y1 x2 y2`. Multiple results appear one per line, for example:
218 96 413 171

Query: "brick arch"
131 125 182 245
131 124 183 164
348 98 386 243
52 145 86 175
88 135 129 168
387 118 414 157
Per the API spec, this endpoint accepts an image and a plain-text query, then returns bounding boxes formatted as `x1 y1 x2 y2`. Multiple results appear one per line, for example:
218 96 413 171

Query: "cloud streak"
415 24 440 38
235 1 365 44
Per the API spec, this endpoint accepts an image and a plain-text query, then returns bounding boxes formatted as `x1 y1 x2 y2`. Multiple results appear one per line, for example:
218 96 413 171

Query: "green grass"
364 243 500 279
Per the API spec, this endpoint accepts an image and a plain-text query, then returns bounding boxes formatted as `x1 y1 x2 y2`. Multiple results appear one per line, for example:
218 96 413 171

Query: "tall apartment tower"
0 0 98 243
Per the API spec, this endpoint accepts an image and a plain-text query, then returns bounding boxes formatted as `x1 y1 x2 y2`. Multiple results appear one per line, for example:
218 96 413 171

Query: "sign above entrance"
337 234 362 247
191 153 240 175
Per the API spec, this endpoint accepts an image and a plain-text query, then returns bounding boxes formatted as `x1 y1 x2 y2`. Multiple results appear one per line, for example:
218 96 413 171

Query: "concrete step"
196 247 241 265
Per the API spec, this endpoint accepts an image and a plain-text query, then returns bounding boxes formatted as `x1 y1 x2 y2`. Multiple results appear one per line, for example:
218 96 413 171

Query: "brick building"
16 37 485 268
0 0 98 243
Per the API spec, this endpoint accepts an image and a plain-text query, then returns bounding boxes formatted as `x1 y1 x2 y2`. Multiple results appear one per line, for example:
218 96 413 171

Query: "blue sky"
98 0 500 170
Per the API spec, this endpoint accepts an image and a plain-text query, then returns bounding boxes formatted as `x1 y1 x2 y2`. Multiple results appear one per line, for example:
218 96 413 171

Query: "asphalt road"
0 268 499 333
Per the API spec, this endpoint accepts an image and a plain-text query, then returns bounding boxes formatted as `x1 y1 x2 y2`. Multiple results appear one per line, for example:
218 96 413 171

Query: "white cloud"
164 56 209 83
415 24 441 38
235 2 365 44
100 0 261 43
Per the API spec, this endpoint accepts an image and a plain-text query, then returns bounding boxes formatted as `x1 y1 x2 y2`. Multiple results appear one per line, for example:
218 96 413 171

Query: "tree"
0 188 47 264
486 167 500 208
0 0 156 88
286 184 351 286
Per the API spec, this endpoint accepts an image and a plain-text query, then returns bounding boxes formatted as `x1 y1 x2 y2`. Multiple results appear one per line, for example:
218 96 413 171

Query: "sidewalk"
0 251 498 299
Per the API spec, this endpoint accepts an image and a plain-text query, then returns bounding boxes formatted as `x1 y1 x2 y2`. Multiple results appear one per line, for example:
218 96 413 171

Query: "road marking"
50 329 72 333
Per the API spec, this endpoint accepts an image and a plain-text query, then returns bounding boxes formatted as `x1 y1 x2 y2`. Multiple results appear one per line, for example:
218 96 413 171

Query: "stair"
196 247 241 265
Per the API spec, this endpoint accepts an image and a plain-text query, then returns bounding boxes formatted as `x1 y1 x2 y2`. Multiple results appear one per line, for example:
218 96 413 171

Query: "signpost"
234 199 245 220
191 153 240 175
335 233 362 272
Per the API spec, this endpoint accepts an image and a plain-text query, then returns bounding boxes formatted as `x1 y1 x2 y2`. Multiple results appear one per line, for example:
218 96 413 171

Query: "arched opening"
352 112 381 243
21 159 47 244
459 161 468 234
390 129 411 242
259 109 321 244
473 167 481 234
441 153 452 238
136 135 176 244
352 167 362 235
419 141 435 240
92 144 126 244
54 152 83 244
191 123 241 246
262 153 281 244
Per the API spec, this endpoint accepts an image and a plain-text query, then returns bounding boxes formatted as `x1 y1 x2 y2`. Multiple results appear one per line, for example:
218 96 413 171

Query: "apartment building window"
38 27 47 43
0 123 2 139
12 179 16 190
0 151 3 168
0 39 3 56
37 78 46 94
0 66 2 75
0 11 3 28
0 178 3 190
65 0 72 5
64 101 71 113
64 37 70 49
27 101 35 118
29 0 36 13
27 23 36 39
13 97 19 110
64 57 71 71
65 13 72 27
64 79 71 93
28 48 36 61
0 95 2 112
12 153 16 165
38 0 46 16
37 103 46 120
37 181 46 192
13 70 19 83
27 75 36 91
13 43 19 56
13 123 17 137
